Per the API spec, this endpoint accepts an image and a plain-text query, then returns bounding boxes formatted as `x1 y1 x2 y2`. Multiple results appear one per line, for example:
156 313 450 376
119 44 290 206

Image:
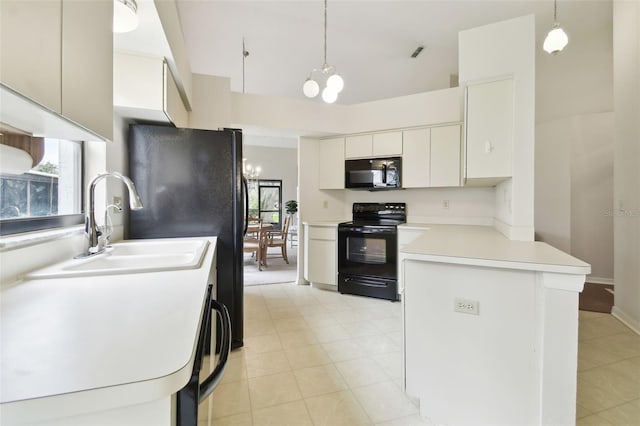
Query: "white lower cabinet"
303 223 337 286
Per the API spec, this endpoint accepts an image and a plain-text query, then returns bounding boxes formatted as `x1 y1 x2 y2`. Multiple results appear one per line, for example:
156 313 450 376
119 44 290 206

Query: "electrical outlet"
442 200 450 209
112 196 123 210
323 200 329 208
454 298 479 315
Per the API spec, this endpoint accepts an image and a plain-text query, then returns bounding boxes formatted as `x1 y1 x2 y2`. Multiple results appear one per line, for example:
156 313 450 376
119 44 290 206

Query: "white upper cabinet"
464 78 514 185
62 0 113 141
402 128 430 188
345 134 373 158
1 0 62 113
114 53 188 128
318 137 345 189
430 125 461 187
373 132 403 156
163 64 188 128
402 125 461 188
345 131 402 159
1 0 113 141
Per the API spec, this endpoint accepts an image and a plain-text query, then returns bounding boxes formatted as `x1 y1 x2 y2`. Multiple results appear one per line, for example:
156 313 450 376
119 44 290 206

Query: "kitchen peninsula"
399 224 590 425
0 237 218 426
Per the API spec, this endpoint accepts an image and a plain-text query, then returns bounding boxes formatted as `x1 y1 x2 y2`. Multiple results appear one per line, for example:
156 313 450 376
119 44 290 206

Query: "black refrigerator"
127 124 245 350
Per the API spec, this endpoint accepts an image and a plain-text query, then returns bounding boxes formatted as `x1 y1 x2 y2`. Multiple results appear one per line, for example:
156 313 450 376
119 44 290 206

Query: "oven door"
338 225 397 278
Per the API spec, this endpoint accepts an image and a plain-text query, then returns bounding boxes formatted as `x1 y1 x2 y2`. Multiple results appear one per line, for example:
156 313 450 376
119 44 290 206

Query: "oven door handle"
199 299 231 403
339 228 395 235
344 277 390 288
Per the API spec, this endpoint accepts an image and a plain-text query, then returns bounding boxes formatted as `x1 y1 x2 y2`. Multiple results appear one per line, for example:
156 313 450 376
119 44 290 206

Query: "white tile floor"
205 283 640 426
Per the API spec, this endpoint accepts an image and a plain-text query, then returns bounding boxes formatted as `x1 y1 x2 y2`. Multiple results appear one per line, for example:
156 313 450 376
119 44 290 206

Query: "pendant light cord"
323 0 327 67
242 38 249 93
553 0 557 23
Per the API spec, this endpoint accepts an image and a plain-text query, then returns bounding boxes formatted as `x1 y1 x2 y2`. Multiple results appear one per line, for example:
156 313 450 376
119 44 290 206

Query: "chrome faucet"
77 172 143 258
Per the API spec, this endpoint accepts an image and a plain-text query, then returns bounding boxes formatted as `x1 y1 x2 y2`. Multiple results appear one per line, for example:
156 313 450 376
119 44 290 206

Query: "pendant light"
113 0 139 33
302 0 344 103
543 0 568 54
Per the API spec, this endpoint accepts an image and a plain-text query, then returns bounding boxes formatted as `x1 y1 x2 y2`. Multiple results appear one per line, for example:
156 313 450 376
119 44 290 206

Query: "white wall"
612 0 640 333
188 73 232 131
344 187 494 225
459 15 536 240
535 21 614 283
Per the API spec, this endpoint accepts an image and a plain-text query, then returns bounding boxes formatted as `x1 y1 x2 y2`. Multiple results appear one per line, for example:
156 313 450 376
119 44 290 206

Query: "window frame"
0 141 85 236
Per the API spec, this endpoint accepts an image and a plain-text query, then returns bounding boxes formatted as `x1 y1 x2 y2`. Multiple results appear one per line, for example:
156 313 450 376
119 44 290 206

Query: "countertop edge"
400 251 591 275
0 236 218 424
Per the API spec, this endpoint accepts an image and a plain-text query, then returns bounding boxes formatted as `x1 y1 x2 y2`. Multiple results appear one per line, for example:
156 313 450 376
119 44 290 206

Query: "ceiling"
115 0 612 143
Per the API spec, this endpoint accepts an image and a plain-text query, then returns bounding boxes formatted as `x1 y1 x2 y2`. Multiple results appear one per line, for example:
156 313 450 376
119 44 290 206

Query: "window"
247 179 282 229
0 138 83 235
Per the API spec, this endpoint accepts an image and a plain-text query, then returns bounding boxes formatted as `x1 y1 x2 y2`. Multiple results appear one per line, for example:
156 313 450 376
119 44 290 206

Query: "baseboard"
611 306 640 335
586 277 614 285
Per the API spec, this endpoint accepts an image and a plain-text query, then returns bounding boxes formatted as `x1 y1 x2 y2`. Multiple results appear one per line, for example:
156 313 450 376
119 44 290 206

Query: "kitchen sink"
26 238 210 279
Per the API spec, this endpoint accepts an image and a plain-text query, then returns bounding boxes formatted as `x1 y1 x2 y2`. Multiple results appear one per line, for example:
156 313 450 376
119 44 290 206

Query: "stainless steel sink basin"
26 238 210 279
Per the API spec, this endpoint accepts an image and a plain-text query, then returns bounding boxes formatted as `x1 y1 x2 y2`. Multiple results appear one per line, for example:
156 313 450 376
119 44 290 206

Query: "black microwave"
345 157 401 190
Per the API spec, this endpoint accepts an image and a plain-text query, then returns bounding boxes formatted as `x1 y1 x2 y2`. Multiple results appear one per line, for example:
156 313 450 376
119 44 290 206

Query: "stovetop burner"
342 202 406 227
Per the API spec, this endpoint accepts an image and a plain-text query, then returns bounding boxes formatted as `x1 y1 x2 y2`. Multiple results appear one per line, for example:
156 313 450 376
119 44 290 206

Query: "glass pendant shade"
543 25 568 54
303 78 320 98
326 74 344 93
113 0 139 33
321 87 338 104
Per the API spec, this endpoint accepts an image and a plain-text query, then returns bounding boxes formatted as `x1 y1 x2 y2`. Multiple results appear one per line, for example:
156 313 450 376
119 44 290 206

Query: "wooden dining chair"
265 215 292 264
243 223 268 270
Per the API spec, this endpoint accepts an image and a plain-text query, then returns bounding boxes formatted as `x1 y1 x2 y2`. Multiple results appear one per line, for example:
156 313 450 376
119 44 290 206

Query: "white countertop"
0 237 217 422
399 224 590 275
302 220 346 227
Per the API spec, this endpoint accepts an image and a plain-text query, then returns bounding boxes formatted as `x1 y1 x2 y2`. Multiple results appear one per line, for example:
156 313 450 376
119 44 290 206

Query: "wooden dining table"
246 223 272 235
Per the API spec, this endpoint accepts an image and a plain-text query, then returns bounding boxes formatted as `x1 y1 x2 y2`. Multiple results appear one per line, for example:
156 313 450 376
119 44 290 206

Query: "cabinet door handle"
199 299 231 403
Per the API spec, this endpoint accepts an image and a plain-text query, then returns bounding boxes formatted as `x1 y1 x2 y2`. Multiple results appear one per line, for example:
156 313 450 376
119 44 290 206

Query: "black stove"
341 202 407 226
337 203 406 301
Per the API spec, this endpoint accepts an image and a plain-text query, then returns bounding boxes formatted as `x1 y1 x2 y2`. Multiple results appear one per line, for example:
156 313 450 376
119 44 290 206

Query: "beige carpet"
243 245 297 286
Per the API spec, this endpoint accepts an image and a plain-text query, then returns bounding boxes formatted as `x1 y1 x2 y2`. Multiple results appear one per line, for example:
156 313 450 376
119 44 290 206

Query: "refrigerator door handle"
242 177 249 236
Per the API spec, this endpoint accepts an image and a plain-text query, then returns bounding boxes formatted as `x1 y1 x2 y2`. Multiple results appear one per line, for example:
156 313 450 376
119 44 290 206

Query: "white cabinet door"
430 125 461 187
345 134 373 158
0 0 62 113
402 128 430 188
164 63 188 128
304 224 337 286
318 137 345 189
373 131 403 156
465 78 513 184
61 0 113 140
307 239 337 286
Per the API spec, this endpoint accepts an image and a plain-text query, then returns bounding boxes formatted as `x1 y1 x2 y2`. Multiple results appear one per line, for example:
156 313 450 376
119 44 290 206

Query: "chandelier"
302 0 344 103
243 159 261 180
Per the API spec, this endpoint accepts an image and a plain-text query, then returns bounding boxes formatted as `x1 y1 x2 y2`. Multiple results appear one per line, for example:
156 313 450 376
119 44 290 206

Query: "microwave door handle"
199 299 232 403
382 164 387 184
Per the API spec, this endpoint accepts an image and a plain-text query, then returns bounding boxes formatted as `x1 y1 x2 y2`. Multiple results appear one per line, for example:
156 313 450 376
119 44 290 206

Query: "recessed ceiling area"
113 0 612 142
174 0 612 105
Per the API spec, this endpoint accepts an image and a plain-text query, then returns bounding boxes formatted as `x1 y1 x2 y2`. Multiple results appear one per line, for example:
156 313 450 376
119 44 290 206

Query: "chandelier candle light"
543 0 569 54
302 0 344 103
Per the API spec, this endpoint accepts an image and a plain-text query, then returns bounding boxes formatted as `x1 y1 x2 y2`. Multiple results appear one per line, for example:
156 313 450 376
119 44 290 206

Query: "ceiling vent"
410 46 424 58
